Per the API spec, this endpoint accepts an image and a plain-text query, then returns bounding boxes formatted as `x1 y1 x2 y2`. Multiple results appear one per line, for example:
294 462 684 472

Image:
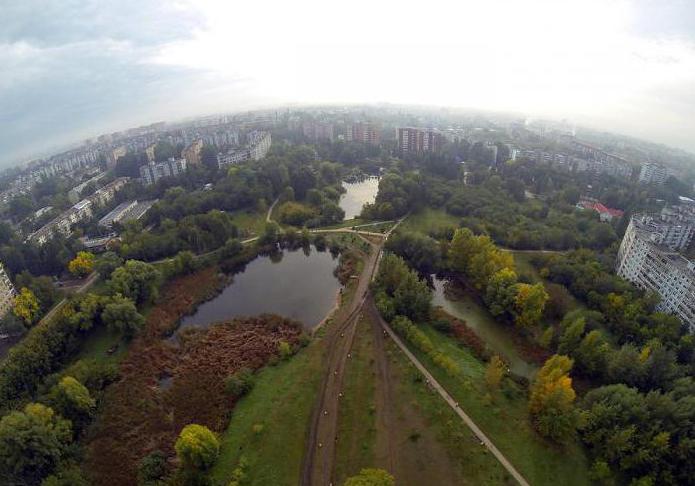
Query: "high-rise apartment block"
303 121 335 142
217 131 272 168
0 263 16 319
617 216 695 330
398 128 444 153
347 122 381 145
639 162 670 185
139 158 187 186
182 140 203 166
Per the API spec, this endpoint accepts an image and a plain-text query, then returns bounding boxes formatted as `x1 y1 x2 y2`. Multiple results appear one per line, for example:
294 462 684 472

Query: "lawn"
385 338 512 485
227 208 267 238
210 338 325 486
334 317 377 484
400 324 592 486
400 207 459 235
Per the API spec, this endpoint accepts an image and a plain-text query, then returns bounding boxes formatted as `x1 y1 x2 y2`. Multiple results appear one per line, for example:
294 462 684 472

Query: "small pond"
340 176 380 220
432 276 537 379
177 246 342 333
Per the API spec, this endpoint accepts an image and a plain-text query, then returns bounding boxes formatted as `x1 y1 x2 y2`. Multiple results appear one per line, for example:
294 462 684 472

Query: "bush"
224 368 255 398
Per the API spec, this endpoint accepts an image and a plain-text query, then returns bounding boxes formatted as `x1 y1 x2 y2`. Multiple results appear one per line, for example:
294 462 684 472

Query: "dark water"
340 177 379 220
178 246 342 331
432 276 537 379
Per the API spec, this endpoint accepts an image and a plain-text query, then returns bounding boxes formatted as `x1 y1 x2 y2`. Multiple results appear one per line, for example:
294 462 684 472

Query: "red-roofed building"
577 199 624 222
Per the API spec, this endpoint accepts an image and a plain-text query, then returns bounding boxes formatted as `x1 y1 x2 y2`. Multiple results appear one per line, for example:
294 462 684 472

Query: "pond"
177 246 342 333
431 276 537 379
340 176 380 220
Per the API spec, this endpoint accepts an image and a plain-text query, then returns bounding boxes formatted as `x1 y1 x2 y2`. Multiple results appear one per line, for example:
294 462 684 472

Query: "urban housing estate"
616 206 695 330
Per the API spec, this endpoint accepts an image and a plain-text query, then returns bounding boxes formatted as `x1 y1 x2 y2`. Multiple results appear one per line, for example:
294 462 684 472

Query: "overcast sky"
2 0 695 166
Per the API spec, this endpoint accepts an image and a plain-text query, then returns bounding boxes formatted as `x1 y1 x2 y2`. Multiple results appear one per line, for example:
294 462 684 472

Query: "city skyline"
3 0 695 167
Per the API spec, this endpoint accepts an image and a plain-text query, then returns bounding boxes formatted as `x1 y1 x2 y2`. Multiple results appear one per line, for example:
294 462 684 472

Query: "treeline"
449 228 549 328
373 254 458 376
362 166 618 251
514 250 695 484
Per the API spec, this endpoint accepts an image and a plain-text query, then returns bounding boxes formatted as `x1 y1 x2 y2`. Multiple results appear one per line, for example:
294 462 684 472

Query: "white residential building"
217 131 271 168
639 162 670 185
0 263 16 319
139 158 187 186
617 216 695 330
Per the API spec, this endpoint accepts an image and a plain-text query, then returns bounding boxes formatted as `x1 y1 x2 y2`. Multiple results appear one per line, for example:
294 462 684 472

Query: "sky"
2 0 695 166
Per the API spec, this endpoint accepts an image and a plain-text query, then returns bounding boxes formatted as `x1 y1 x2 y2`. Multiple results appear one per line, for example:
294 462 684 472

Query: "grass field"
399 207 459 235
333 317 377 484
401 324 592 486
385 338 512 485
228 208 266 237
210 339 325 485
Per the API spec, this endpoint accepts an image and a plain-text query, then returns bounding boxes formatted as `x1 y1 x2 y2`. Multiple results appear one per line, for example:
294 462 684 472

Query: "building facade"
0 263 16 319
398 127 444 153
347 122 381 145
139 158 187 186
217 131 272 168
639 162 670 185
617 216 695 330
182 139 203 166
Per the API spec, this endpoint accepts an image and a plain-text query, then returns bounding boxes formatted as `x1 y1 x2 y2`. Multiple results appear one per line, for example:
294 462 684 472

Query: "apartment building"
107 146 127 169
182 140 203 166
303 121 335 142
0 263 16 319
28 177 130 245
217 131 272 168
398 127 444 153
617 216 695 330
347 122 381 145
639 162 671 185
139 158 187 186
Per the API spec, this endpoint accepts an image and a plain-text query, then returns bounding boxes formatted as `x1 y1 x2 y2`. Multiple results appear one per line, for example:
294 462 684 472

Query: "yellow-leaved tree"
13 287 40 326
529 354 580 442
68 251 95 278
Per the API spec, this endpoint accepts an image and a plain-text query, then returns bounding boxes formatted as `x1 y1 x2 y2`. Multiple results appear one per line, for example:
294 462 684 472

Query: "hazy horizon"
3 0 695 166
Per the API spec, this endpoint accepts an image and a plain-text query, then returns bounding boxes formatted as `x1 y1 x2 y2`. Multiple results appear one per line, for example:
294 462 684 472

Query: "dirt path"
300 240 380 486
301 216 407 486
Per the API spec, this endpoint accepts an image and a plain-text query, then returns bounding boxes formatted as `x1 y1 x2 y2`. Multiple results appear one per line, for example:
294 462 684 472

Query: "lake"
432 276 537 379
177 246 342 332
340 177 379 220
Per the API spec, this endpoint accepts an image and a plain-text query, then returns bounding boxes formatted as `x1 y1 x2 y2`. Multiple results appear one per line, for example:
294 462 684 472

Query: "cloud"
1 0 695 166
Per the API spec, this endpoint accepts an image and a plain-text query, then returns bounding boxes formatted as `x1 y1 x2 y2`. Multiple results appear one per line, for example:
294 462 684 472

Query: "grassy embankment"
334 313 509 485
211 242 366 484
401 322 591 486
333 316 377 484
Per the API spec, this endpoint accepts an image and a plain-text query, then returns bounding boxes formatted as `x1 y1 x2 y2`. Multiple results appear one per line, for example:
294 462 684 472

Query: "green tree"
49 376 95 433
101 295 145 338
344 468 395 486
0 403 72 484
485 268 518 317
95 251 123 278
109 260 160 305
558 316 586 355
13 287 40 326
138 450 167 485
175 424 220 472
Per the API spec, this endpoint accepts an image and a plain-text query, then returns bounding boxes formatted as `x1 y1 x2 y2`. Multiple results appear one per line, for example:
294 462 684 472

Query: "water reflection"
340 177 380 220
178 245 342 332
431 276 537 379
